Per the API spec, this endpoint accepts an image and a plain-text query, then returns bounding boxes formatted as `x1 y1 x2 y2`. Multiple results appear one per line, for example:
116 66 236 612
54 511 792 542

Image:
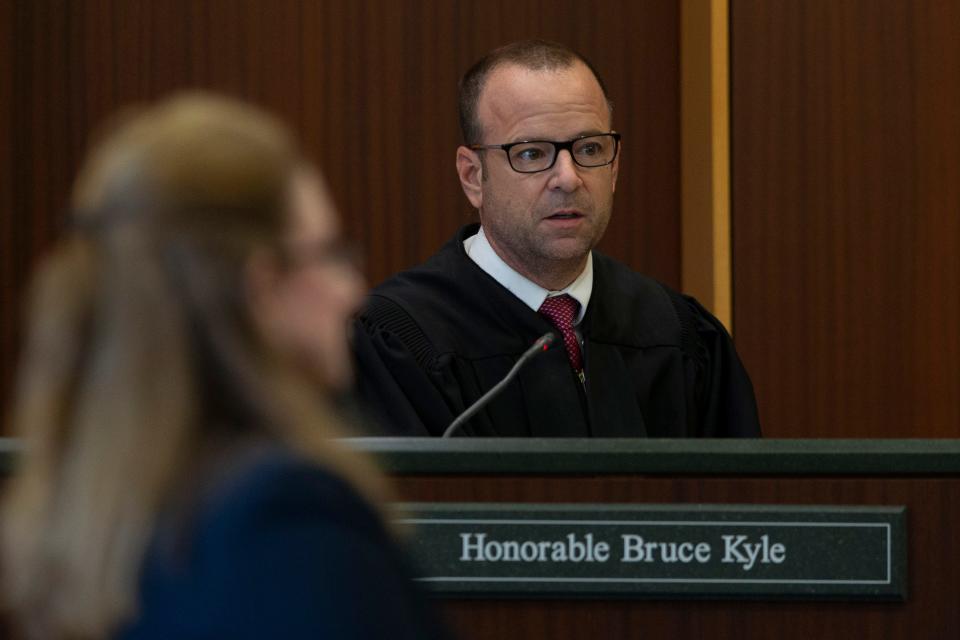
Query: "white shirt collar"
464 226 593 324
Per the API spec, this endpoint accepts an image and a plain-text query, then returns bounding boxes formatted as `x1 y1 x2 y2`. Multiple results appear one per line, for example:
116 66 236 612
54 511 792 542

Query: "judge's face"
456 61 618 287
254 169 365 390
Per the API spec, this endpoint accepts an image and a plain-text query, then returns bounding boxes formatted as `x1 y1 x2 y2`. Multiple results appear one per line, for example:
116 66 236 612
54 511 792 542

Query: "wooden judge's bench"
353 438 960 640
0 438 956 639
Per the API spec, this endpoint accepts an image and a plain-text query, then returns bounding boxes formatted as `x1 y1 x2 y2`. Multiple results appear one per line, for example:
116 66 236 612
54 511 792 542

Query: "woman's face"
258 168 365 390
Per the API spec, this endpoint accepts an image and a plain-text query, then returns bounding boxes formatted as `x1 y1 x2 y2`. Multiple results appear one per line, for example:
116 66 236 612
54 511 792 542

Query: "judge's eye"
512 145 548 162
576 141 604 157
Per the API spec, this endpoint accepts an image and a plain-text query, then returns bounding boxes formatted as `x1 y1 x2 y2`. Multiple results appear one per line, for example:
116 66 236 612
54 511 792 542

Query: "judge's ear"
456 146 483 209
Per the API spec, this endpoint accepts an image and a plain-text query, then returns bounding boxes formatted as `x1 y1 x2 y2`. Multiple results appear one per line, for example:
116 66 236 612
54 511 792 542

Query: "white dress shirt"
463 226 593 326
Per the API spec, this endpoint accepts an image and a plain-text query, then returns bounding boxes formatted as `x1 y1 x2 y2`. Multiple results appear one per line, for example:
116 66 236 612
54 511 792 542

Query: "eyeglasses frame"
468 132 622 174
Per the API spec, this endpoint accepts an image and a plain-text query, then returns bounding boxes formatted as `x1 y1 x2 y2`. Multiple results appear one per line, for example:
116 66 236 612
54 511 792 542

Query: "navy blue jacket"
119 446 450 639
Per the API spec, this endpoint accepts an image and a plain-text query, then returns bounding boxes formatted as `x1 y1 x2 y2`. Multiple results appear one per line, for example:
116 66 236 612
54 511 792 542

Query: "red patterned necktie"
538 294 583 371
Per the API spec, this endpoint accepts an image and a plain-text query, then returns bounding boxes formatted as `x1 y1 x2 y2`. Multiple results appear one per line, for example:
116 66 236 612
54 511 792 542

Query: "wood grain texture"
681 0 732 331
397 472 960 639
0 0 680 413
731 0 960 437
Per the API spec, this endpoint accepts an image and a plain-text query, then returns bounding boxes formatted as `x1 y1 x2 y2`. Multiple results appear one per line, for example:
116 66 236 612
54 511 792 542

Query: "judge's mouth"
544 209 585 221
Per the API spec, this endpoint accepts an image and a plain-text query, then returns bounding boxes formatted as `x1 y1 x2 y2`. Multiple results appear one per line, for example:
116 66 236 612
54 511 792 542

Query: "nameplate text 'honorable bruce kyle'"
398 503 906 600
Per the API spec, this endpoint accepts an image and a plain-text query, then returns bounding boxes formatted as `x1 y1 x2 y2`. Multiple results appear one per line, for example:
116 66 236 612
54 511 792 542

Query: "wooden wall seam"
681 0 733 333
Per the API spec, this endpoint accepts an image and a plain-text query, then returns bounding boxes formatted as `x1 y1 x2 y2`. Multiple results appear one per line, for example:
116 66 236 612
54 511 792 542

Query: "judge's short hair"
457 39 613 145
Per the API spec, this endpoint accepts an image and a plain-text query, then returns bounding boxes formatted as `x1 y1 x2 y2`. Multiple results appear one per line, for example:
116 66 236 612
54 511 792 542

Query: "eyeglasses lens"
508 135 617 173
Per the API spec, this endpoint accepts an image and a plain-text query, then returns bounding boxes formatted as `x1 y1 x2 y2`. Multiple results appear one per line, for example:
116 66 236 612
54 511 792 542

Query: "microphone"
442 332 556 438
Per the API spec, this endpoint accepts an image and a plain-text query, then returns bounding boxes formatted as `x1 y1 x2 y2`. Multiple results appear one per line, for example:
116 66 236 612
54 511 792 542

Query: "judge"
353 40 760 438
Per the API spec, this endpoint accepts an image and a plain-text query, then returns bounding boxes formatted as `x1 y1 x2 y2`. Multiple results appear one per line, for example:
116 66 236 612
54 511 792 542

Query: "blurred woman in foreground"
1 94 449 639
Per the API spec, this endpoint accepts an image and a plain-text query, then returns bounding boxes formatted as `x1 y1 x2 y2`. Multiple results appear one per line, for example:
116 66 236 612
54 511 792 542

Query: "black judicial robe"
353 225 760 438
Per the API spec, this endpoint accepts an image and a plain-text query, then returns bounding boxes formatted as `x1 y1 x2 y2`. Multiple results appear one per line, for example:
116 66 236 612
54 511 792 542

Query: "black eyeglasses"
469 132 621 173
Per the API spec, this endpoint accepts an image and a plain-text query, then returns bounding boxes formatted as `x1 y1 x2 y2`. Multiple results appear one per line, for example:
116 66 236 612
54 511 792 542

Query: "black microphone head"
536 332 557 351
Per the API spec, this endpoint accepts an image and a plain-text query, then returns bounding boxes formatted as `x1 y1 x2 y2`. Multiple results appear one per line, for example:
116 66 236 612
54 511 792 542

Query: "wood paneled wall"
8 1 958 439
0 0 681 410
732 1 960 437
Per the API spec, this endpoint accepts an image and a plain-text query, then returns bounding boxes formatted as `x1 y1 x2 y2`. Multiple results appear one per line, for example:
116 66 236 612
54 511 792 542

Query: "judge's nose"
547 150 584 193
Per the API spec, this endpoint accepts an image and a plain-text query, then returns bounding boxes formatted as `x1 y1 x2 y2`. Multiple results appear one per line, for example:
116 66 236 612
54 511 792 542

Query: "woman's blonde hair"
1 93 389 639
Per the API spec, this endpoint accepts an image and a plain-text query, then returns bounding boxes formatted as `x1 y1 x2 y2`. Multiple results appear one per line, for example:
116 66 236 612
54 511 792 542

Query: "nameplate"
398 503 906 599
